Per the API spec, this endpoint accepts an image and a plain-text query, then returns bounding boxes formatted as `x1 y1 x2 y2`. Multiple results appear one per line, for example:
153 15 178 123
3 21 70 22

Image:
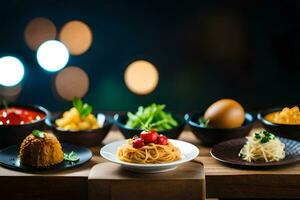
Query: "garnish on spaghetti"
117 129 181 164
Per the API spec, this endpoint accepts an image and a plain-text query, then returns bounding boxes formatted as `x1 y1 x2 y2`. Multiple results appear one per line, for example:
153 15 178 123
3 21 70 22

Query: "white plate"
100 139 199 173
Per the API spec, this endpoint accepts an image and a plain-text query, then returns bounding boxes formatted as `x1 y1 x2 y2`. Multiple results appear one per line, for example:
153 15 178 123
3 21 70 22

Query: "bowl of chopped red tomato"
0 104 49 148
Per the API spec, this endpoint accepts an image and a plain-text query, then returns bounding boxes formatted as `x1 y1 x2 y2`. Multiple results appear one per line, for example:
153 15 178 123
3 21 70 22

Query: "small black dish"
185 112 255 146
0 143 92 172
45 112 112 147
0 104 49 148
114 113 185 139
258 107 300 141
210 137 300 168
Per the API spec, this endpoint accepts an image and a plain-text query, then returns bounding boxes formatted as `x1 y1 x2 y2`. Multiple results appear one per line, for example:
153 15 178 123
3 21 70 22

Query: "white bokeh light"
0 56 25 87
36 40 69 72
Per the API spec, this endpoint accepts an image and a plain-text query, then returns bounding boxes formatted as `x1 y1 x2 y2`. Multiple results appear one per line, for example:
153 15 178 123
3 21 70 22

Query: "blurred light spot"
0 56 25 87
124 60 159 95
59 20 93 55
0 84 22 102
24 17 57 51
37 40 69 72
55 66 89 101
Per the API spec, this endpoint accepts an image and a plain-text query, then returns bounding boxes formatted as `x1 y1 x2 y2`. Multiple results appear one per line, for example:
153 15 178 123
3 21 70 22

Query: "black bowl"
45 112 112 147
0 104 49 148
114 113 185 139
185 112 255 146
258 107 300 141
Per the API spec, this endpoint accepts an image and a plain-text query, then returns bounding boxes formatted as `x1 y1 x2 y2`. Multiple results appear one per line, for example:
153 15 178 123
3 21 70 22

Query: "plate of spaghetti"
100 129 199 173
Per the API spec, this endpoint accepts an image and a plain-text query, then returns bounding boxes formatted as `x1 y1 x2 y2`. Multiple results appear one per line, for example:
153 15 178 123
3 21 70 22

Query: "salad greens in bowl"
114 103 185 139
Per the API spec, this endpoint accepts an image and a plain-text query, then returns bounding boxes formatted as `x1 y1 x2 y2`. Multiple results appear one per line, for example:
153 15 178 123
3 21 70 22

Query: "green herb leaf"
32 130 45 138
125 103 178 131
198 117 210 128
73 97 83 111
255 133 261 139
254 130 276 144
81 103 92 118
260 137 269 143
72 97 92 118
64 151 80 162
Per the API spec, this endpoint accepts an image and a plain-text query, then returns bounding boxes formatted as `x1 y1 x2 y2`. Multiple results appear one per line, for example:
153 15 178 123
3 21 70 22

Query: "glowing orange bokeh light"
124 60 159 95
59 20 93 55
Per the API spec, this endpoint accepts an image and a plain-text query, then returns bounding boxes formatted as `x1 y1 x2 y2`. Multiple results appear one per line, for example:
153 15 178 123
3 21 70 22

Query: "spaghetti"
118 139 181 164
239 130 285 162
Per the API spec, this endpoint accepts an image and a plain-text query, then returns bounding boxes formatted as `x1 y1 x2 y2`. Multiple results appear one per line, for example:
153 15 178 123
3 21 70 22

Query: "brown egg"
204 99 245 128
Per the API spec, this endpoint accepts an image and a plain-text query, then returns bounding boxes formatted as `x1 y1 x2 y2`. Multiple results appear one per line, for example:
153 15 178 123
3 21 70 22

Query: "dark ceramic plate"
0 143 92 172
211 137 300 167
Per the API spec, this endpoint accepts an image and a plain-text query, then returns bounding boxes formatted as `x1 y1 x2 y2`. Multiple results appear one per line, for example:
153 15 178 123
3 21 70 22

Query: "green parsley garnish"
32 130 45 138
64 151 80 162
72 97 92 118
255 133 261 139
254 130 275 144
198 117 210 128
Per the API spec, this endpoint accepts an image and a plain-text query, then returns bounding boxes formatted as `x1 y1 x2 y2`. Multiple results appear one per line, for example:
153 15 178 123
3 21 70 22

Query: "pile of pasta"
118 139 181 164
239 130 285 162
55 107 100 131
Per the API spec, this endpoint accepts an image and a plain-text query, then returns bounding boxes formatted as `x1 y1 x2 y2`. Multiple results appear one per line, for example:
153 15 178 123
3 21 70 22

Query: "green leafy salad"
126 103 178 131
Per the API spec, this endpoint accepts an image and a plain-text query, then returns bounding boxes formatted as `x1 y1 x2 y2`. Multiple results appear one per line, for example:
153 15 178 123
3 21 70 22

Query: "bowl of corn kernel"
258 106 300 141
45 97 112 147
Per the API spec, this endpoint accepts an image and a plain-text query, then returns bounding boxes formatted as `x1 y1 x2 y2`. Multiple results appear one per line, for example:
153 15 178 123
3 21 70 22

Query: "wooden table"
0 126 300 199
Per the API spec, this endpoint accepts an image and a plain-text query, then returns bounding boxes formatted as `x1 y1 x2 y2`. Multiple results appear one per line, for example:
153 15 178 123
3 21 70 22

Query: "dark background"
0 0 299 112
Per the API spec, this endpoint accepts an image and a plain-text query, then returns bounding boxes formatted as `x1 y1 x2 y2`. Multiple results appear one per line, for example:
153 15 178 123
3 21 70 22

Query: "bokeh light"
54 66 89 101
24 17 57 51
0 56 25 87
36 40 69 72
59 20 93 55
124 60 159 95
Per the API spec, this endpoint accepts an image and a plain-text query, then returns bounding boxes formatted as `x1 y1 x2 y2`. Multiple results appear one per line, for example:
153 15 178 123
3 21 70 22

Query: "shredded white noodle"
239 131 285 162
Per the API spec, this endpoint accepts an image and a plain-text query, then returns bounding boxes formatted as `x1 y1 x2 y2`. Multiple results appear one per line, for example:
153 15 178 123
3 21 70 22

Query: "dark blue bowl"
0 104 49 148
258 107 300 141
114 113 185 139
185 112 255 146
46 112 112 147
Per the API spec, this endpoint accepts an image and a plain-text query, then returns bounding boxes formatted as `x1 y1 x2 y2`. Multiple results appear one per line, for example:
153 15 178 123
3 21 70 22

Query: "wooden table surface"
0 126 300 199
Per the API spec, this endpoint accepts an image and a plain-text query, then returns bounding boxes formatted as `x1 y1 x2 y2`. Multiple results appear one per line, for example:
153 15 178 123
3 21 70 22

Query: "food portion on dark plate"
185 99 255 146
114 103 185 139
19 130 64 167
258 106 300 141
0 103 49 148
211 130 300 167
239 130 285 162
0 129 92 171
46 97 111 147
